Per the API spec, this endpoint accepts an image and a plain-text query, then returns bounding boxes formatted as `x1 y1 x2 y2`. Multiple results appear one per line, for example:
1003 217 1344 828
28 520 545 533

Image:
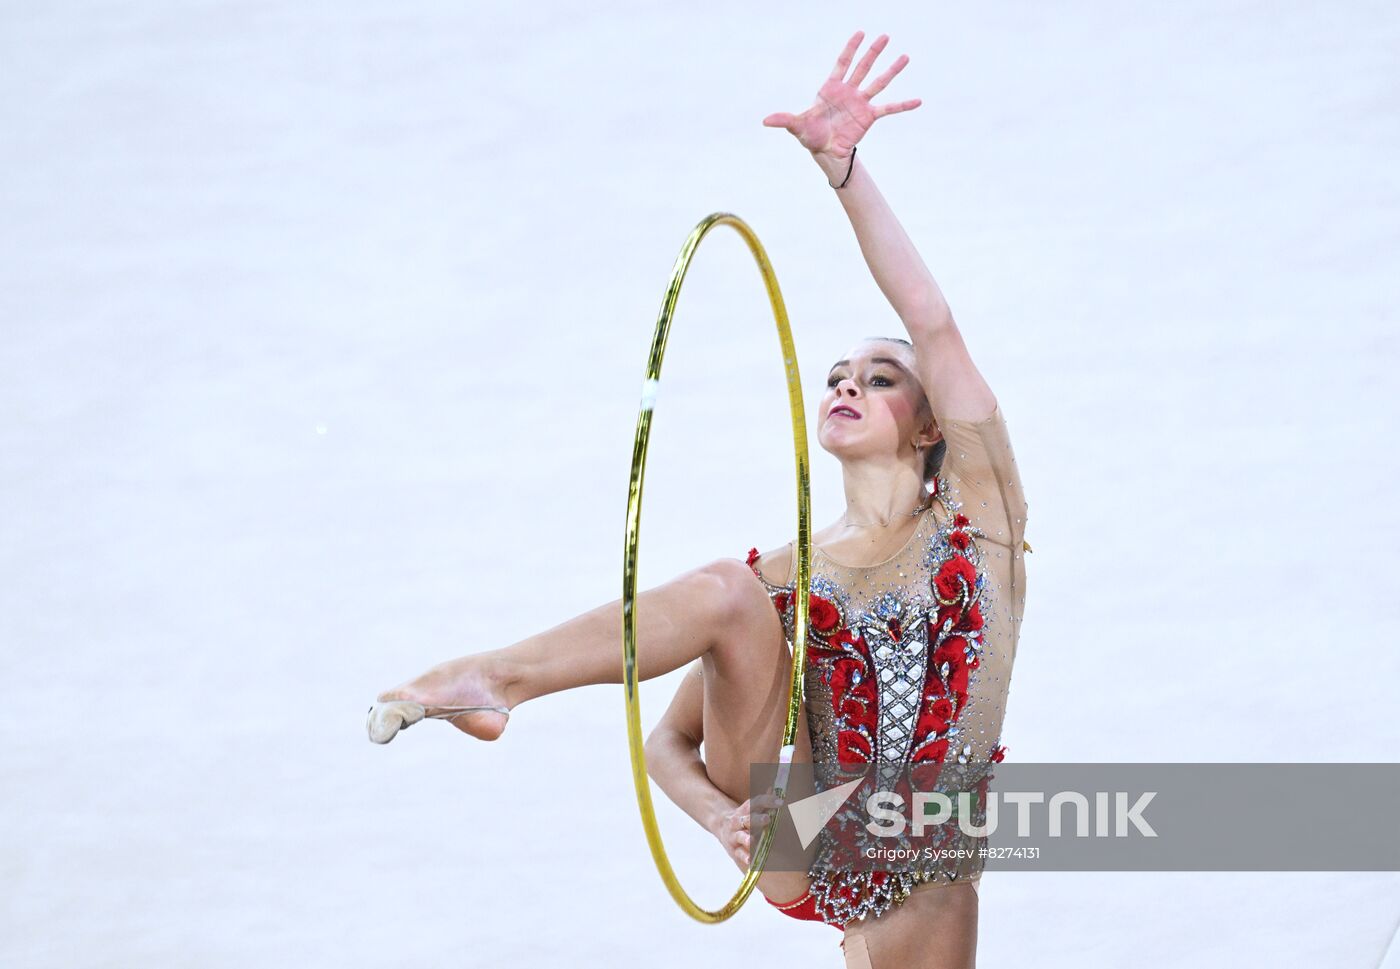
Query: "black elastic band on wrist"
834 146 857 189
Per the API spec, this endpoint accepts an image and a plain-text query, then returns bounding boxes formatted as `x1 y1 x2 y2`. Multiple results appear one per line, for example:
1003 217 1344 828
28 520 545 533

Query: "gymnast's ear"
915 411 942 449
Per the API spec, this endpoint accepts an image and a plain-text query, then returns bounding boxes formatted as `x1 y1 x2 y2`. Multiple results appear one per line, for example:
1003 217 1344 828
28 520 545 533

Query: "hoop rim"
621 212 813 924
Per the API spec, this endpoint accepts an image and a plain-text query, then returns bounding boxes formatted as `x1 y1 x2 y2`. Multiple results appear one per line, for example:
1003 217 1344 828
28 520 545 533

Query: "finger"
862 52 910 100
828 29 865 83
762 111 797 128
874 98 923 119
846 33 889 88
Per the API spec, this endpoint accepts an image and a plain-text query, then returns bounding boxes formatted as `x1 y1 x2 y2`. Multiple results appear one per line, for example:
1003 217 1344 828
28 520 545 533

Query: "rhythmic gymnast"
368 30 1030 969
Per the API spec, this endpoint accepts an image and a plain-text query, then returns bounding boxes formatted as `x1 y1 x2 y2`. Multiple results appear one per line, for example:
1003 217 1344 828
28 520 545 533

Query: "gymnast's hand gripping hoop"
622 213 813 924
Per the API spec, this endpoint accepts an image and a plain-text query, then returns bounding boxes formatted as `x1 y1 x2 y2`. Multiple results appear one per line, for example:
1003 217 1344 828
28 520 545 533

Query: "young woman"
367 31 1029 969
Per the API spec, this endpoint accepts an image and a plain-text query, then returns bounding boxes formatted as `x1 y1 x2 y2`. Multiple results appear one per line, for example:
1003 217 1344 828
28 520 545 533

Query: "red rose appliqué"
934 556 978 603
808 594 841 634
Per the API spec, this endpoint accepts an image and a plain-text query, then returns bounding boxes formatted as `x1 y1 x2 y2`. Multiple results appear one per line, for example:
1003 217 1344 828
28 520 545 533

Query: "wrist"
811 147 857 188
704 794 741 838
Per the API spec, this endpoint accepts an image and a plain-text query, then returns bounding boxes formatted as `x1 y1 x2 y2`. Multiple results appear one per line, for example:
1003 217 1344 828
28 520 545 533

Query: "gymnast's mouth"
829 405 862 420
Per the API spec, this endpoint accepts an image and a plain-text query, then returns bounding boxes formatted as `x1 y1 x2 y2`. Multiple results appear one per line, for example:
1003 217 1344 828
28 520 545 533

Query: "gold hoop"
622 213 813 924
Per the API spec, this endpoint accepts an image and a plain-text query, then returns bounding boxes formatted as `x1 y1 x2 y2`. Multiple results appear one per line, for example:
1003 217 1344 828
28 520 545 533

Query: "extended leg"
373 558 794 742
373 556 820 903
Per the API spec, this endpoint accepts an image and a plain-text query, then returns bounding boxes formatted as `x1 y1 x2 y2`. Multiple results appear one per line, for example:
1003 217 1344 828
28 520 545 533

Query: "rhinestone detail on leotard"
747 472 1012 927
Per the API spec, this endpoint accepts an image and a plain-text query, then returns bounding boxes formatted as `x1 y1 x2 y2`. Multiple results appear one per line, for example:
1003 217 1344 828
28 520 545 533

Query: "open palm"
763 31 922 158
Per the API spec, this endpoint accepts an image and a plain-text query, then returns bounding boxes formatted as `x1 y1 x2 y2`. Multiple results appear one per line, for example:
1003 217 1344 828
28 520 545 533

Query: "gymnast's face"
818 339 939 470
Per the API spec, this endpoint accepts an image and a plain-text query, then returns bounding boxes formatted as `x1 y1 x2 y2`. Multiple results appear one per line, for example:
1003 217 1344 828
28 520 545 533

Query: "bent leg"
376 555 821 903
694 561 818 906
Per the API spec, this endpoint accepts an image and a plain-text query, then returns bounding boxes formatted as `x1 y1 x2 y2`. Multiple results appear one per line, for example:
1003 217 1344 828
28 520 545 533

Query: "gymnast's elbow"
643 727 674 779
644 724 696 782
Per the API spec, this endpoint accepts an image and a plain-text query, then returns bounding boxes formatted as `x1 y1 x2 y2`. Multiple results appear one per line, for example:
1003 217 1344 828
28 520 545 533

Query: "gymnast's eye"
826 373 845 387
870 374 894 387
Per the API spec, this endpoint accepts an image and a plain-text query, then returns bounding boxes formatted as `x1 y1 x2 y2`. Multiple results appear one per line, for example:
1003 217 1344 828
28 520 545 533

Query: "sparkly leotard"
748 402 1029 929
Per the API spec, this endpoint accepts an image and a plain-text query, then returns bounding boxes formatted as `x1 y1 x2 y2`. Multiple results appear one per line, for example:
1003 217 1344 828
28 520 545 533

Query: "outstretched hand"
762 31 922 160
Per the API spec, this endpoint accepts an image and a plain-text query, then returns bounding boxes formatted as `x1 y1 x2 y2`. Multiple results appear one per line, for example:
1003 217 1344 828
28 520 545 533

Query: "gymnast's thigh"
840 879 979 969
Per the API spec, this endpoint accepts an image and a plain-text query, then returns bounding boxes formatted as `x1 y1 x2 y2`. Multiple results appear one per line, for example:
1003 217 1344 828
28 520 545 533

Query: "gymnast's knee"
694 558 786 651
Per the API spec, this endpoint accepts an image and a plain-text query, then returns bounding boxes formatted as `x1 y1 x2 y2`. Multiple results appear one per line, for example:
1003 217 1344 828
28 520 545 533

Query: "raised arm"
763 30 997 425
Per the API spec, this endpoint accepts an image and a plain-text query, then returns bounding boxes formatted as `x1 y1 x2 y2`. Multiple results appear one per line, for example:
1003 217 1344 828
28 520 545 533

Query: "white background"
3 2 1397 966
